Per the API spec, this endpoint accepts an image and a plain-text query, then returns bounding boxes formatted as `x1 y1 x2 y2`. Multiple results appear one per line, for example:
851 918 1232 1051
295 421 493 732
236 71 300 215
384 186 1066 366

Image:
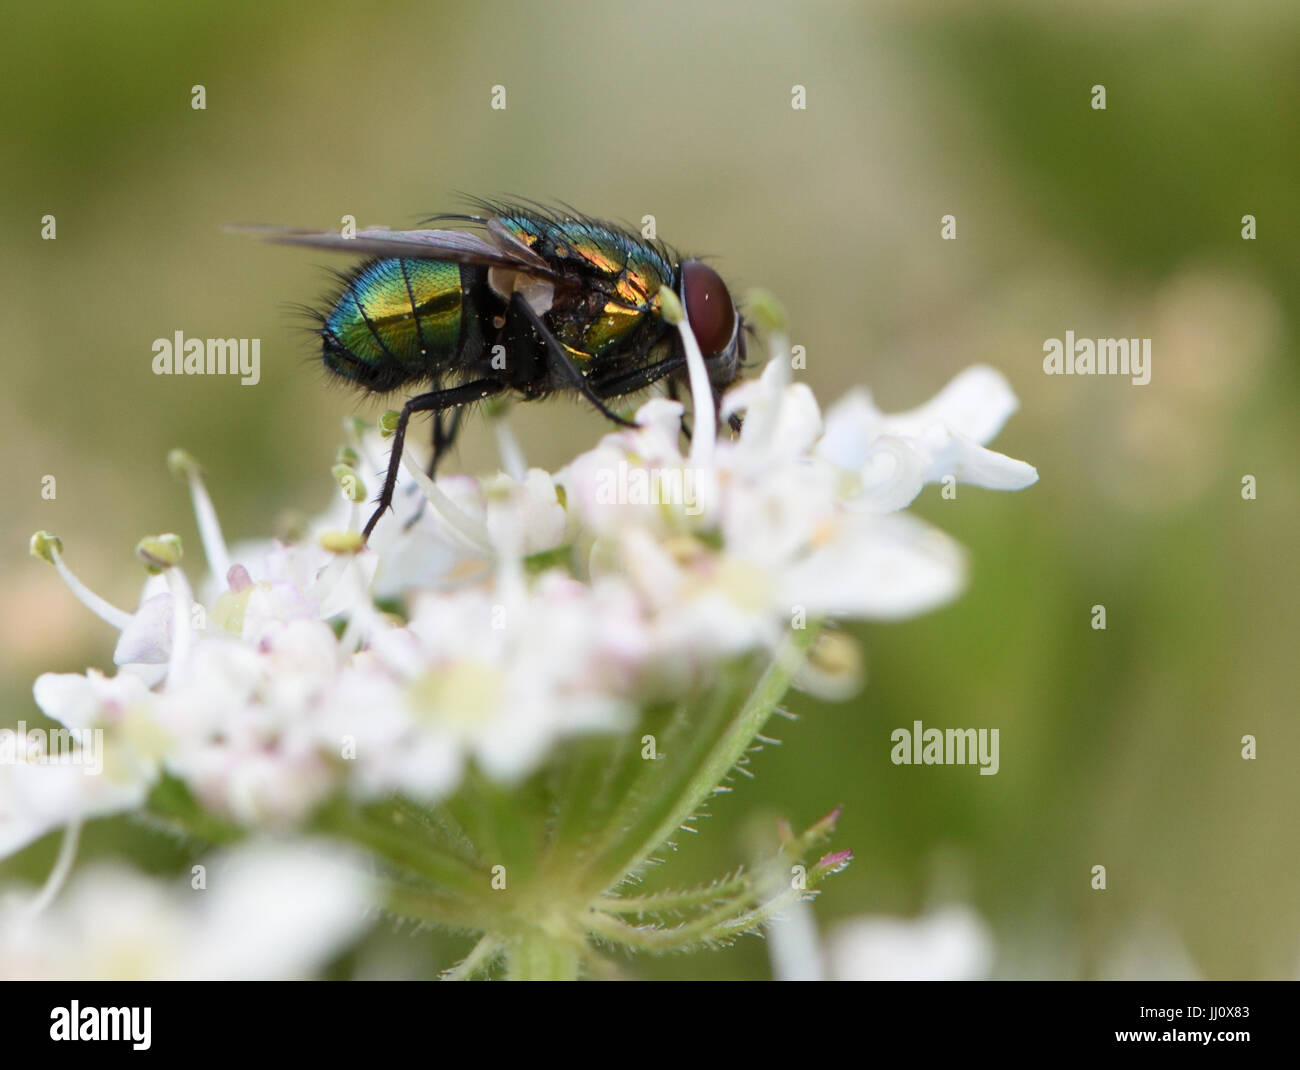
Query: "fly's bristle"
284 300 327 328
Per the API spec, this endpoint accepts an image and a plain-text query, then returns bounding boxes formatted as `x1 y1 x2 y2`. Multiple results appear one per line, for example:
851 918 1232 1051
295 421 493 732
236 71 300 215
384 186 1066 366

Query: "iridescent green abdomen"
323 258 463 389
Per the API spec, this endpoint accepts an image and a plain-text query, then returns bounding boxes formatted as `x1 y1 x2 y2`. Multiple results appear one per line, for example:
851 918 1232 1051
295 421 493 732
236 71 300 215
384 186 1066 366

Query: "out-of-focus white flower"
0 760 144 860
0 839 373 980
826 905 996 981
817 365 1038 512
3 668 159 857
1096 916 1201 981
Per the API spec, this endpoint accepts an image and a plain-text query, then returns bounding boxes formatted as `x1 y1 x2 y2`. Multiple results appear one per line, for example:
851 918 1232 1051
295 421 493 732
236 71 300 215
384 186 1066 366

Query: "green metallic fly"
241 201 747 539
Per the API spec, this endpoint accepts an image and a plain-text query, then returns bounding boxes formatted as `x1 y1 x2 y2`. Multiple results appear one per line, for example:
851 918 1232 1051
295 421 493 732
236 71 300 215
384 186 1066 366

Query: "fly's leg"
402 406 466 530
666 376 692 444
363 380 505 541
510 293 639 428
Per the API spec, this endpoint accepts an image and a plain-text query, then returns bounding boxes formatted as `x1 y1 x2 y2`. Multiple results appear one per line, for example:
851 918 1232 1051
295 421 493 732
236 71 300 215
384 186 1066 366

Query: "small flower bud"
378 411 400 438
226 563 253 592
812 849 853 877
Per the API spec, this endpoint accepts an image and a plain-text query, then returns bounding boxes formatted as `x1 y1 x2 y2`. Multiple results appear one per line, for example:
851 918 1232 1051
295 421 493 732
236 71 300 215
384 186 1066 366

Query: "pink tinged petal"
33 670 149 729
240 581 320 642
113 594 173 666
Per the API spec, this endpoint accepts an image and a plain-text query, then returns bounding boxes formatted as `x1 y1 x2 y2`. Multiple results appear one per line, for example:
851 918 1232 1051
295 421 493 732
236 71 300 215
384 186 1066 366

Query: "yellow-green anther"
484 396 514 420
742 288 787 334
166 448 202 482
379 411 400 438
319 530 365 554
658 286 684 325
30 531 63 564
135 533 184 572
335 445 360 469
332 463 366 503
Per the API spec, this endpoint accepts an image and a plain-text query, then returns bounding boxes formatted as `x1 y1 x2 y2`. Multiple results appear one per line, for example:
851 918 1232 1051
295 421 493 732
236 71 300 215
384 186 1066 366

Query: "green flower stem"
505 928 582 981
383 883 487 931
442 934 504 980
479 778 542 888
388 797 479 862
584 847 844 955
321 801 490 902
584 887 799 954
575 663 749 893
593 871 750 916
544 716 649 872
580 623 821 897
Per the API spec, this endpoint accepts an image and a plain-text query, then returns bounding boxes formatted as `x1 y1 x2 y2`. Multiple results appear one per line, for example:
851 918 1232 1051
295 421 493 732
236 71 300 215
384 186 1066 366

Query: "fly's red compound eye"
680 260 736 357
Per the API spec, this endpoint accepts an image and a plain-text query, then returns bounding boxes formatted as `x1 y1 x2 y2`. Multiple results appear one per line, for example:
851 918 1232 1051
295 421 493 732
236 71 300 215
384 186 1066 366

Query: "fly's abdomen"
323 258 463 390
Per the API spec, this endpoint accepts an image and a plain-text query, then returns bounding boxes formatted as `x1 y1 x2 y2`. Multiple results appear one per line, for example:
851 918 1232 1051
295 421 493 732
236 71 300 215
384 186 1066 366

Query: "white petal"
887 365 1020 445
113 594 173 667
179 839 373 980
923 429 1040 490
856 434 930 513
781 514 967 620
828 906 995 981
0 761 146 859
816 389 885 471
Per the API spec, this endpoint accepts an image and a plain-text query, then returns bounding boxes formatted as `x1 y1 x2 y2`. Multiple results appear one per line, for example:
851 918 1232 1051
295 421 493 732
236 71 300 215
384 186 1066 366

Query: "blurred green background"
2 0 1297 979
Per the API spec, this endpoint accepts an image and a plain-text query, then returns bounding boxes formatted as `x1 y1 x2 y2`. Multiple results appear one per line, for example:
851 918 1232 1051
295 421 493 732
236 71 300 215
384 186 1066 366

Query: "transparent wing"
226 222 560 278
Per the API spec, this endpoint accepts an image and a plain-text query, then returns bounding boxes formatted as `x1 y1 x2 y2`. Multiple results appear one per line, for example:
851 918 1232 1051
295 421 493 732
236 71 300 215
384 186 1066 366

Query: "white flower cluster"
4 351 1036 864
0 839 372 980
